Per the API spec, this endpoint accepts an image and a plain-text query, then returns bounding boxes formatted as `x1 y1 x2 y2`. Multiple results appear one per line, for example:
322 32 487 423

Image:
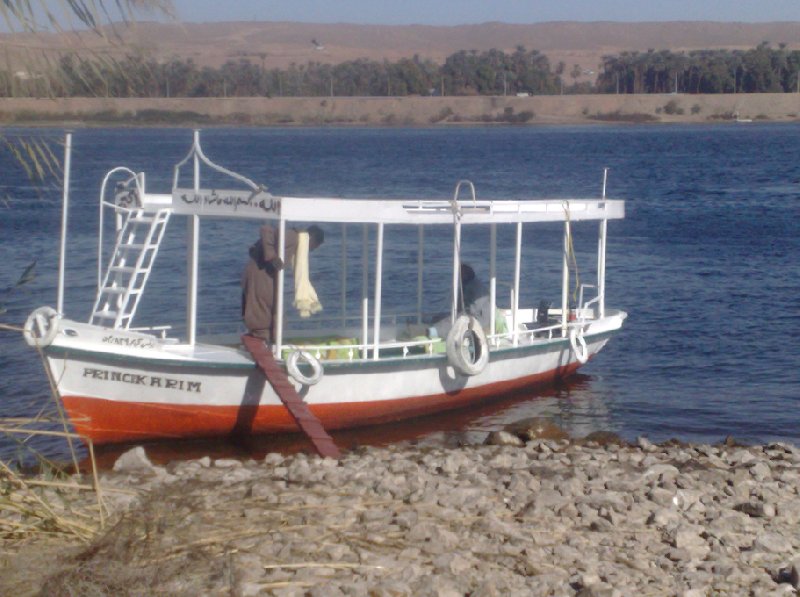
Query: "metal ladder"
90 207 171 329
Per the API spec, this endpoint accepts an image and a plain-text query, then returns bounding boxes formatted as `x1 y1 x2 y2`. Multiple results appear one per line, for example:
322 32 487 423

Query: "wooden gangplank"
241 335 341 459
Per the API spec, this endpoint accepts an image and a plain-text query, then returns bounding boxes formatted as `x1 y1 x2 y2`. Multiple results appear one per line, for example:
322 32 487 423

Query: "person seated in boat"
242 224 325 343
403 263 492 339
436 263 492 336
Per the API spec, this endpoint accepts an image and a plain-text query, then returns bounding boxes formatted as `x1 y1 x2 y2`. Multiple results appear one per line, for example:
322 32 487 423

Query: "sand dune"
3 20 800 79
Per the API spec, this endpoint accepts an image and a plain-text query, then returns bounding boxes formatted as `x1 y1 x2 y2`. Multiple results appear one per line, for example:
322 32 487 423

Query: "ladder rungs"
92 310 132 319
91 207 171 329
118 243 158 251
100 287 142 295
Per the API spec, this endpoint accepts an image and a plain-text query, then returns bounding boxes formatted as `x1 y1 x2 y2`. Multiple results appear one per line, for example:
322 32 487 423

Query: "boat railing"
128 324 173 339
282 335 442 362
285 316 594 363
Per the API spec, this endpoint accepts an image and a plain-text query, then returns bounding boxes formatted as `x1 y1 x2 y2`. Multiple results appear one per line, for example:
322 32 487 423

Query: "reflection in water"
88 374 613 470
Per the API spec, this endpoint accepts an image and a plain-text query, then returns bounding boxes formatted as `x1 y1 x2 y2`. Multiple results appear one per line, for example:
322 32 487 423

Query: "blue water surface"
1 123 799 462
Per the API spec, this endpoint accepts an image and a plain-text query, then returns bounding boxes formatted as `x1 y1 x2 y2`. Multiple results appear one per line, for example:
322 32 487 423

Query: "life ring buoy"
286 350 324 386
445 315 489 376
569 327 589 364
23 306 60 348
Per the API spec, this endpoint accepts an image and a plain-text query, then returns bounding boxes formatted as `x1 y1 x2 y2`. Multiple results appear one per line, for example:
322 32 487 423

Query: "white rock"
214 458 241 468
432 552 473 575
754 531 792 554
750 461 771 481
649 507 680 527
484 430 525 447
112 446 154 473
263 452 285 466
643 463 680 480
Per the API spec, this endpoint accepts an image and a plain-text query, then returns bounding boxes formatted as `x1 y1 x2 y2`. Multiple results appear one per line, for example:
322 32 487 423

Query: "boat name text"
179 190 280 214
82 367 201 392
101 335 156 349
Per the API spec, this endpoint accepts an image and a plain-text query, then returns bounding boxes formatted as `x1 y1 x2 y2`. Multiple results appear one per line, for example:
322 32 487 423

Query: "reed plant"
0 320 108 544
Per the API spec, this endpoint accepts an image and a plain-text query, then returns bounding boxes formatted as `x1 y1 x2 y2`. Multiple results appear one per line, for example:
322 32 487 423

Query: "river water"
1 124 798 463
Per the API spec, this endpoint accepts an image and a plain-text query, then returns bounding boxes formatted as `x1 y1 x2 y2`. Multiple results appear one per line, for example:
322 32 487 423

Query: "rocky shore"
2 427 800 595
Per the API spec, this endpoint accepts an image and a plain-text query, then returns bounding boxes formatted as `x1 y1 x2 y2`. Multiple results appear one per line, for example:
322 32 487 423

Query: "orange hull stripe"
62 364 578 444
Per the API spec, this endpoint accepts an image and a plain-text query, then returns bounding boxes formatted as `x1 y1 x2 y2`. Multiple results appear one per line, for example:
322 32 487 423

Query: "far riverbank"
2 93 799 127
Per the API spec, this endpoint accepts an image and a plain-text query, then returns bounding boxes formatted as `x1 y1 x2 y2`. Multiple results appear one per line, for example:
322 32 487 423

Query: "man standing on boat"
241 224 325 343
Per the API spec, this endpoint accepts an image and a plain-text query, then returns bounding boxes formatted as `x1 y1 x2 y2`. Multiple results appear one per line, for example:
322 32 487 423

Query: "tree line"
4 43 800 98
596 43 800 94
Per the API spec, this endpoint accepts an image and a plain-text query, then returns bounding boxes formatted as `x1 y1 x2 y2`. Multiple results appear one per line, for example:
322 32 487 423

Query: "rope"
450 196 466 314
563 202 580 305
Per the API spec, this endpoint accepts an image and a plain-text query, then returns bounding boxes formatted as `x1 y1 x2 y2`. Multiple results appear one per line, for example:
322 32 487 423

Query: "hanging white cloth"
292 231 322 318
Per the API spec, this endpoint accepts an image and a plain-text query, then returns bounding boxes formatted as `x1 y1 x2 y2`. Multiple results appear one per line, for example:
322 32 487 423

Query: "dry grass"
1 326 108 544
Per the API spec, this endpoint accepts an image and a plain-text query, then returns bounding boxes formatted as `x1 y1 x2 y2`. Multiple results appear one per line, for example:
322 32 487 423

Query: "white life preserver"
445 315 489 376
569 327 589 364
23 306 60 348
286 350 324 386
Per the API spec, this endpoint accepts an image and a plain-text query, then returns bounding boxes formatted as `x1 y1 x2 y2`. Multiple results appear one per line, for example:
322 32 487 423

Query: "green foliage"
587 111 658 123
1 46 560 99
596 44 800 94
663 100 684 115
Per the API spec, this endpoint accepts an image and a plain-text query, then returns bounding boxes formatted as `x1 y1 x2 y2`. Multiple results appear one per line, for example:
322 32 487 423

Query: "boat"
23 131 627 447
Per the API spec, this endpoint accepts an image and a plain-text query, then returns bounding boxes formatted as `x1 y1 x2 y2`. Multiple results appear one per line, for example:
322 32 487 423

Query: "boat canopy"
164 188 624 226
81 131 624 351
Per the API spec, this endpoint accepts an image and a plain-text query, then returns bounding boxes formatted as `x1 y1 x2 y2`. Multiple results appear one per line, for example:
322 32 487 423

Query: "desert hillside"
3 20 800 80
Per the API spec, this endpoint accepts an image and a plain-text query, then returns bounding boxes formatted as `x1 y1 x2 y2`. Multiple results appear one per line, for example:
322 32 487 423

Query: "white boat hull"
41 312 625 444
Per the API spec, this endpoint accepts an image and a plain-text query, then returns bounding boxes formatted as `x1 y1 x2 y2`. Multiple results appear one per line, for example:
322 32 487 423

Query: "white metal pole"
598 168 609 318
562 220 570 336
187 130 200 345
57 132 72 315
512 221 522 346
417 226 424 324
598 218 607 318
275 218 287 353
361 224 369 359
451 222 461 323
341 223 347 327
489 223 497 343
372 223 384 360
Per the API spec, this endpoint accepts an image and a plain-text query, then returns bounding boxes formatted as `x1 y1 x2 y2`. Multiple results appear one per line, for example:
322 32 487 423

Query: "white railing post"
372 223 384 360
275 218 287 354
417 226 424 324
598 168 609 318
341 223 347 328
57 132 72 315
451 222 461 324
489 223 496 344
513 221 522 346
361 224 369 359
562 219 570 336
187 130 200 345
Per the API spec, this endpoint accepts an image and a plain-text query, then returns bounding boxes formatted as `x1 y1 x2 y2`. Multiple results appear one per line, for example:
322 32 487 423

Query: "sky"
169 0 800 25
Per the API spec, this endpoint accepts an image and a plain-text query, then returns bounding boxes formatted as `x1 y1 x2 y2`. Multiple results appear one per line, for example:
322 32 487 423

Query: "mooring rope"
563 202 580 305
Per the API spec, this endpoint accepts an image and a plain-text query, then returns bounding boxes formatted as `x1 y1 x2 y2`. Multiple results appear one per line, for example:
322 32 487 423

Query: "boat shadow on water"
87 372 607 470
